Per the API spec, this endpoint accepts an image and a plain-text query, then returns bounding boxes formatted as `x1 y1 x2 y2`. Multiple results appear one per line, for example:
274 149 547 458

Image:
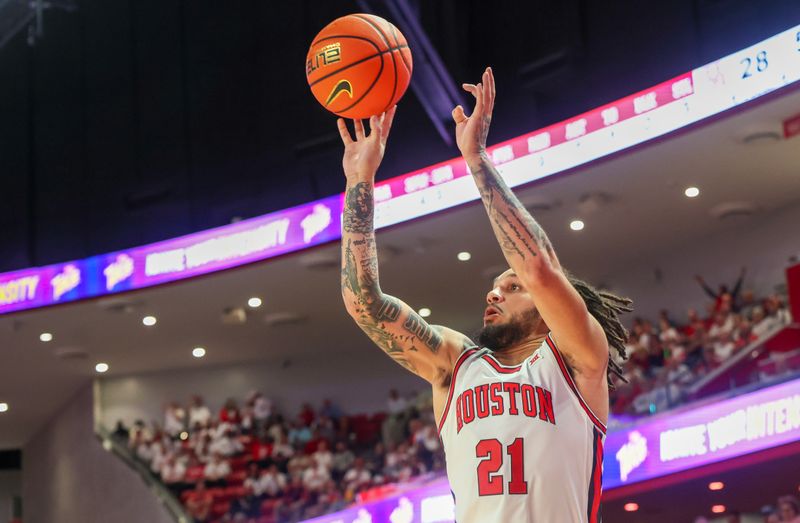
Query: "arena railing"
94 425 192 523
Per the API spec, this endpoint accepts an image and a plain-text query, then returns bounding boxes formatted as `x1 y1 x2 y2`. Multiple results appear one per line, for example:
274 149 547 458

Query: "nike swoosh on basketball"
325 79 353 106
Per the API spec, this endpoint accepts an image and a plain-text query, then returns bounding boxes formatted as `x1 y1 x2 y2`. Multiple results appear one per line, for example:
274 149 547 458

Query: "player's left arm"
453 67 609 381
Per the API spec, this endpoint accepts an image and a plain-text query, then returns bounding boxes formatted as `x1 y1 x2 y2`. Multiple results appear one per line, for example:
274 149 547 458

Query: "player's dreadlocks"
565 272 633 389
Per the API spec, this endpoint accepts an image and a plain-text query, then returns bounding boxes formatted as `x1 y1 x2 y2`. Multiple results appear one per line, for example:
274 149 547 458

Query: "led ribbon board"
2 25 800 315
604 377 800 489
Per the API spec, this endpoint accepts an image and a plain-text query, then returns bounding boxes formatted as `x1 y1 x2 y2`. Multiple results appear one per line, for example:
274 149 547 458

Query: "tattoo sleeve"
468 153 557 269
341 179 444 375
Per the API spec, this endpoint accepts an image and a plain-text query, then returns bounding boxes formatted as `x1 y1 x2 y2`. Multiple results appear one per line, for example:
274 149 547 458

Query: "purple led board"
604 377 800 489
3 24 800 315
302 476 454 523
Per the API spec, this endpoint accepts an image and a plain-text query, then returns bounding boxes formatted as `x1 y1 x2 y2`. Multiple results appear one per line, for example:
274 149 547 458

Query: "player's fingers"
381 105 397 142
484 68 495 114
474 82 484 116
369 114 381 137
487 67 496 110
462 83 479 100
354 119 365 140
451 105 467 124
337 118 353 145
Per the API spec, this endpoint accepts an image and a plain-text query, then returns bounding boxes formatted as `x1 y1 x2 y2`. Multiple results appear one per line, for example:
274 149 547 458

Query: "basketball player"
338 67 631 522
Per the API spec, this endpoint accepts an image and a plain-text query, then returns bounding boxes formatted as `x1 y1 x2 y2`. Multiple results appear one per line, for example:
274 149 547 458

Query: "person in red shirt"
251 434 273 467
219 398 241 424
185 481 213 523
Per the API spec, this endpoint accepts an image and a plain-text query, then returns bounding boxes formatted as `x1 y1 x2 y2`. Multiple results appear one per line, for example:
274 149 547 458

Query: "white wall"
603 202 800 322
23 385 174 523
0 471 19 523
100 351 424 430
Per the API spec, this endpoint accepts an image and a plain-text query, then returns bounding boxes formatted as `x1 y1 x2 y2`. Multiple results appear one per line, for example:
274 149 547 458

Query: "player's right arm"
337 108 472 386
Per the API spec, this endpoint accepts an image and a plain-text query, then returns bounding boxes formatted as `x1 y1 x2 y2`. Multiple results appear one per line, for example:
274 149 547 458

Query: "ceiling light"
708 481 724 491
570 220 585 231
624 503 639 512
95 363 109 373
418 308 431 318
711 505 726 514
247 297 262 308
192 347 206 358
142 316 157 327
457 251 471 261
0 403 8 413
685 186 700 198
40 332 53 342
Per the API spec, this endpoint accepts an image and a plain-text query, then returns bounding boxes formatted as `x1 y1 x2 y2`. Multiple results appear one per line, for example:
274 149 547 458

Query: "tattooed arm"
337 109 474 386
452 68 609 379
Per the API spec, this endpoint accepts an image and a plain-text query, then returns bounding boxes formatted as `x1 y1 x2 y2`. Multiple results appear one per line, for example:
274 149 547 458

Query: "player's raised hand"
337 105 397 181
452 67 495 161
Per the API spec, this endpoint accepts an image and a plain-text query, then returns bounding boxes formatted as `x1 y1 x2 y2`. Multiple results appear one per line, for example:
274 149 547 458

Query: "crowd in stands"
110 269 795 523
112 388 443 523
610 269 792 417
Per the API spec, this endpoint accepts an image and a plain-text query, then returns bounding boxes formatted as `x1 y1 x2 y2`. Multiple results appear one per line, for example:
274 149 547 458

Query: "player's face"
476 270 542 351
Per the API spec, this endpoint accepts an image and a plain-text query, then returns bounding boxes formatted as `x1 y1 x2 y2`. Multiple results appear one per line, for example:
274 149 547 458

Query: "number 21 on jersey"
476 438 528 496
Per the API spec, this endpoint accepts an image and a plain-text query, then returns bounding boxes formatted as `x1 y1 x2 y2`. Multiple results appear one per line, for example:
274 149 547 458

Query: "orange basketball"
306 14 413 119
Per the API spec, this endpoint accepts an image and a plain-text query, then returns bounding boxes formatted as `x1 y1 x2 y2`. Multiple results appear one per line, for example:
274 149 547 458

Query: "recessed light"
95 363 109 373
179 431 189 441
708 481 724 491
711 505 726 514
685 186 700 198
142 316 157 327
570 220 585 231
192 347 206 358
418 308 431 318
624 503 638 512
457 251 472 261
40 332 53 342
247 297 262 308
0 403 8 413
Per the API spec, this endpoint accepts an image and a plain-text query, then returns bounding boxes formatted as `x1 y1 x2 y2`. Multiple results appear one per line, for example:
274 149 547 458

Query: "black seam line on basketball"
335 48 385 113
352 14 397 112
390 24 411 75
307 45 409 89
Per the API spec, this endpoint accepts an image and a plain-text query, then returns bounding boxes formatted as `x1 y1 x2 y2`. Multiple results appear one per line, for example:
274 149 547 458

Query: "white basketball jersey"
438 333 605 523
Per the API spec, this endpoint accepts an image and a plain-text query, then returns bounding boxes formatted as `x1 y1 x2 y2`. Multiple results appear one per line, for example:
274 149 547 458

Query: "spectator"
164 402 186 437
188 396 212 429
243 463 267 498
386 389 407 415
694 267 746 311
299 402 316 427
185 481 213 523
343 457 372 493
209 426 244 457
302 456 331 492
261 464 288 498
331 441 355 481
320 399 343 420
112 420 129 441
219 398 241 424
251 434 273 467
160 454 186 486
313 439 334 471
778 495 800 523
272 433 295 471
252 391 273 426
752 307 780 339
288 419 312 447
203 452 231 486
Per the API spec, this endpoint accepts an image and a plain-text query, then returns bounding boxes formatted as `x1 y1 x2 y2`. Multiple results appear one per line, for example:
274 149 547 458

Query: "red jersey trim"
545 335 607 434
437 348 479 435
481 354 522 374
